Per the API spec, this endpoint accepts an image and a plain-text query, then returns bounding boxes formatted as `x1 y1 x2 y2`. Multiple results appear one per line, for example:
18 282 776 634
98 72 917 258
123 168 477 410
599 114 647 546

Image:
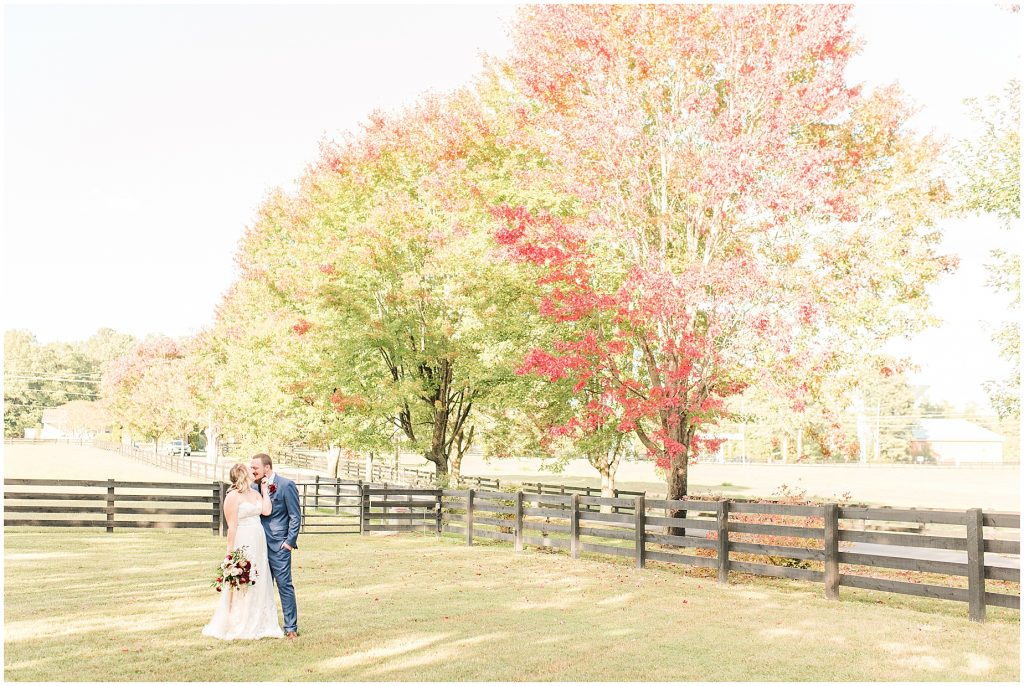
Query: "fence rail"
5 472 1019 622
92 441 315 483
278 450 329 473
4 478 223 533
297 476 362 534
4 437 93 445
426 488 1019 623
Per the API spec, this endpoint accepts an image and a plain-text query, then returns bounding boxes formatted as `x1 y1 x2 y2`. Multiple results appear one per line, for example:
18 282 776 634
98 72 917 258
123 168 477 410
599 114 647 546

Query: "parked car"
167 439 191 456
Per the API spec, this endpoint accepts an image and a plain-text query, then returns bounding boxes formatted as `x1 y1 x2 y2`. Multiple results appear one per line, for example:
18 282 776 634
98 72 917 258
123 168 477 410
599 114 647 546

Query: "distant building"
33 401 109 440
910 418 1004 465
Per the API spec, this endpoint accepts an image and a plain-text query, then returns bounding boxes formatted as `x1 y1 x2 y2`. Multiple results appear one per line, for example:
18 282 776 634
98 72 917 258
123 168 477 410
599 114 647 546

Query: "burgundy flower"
268 484 277 495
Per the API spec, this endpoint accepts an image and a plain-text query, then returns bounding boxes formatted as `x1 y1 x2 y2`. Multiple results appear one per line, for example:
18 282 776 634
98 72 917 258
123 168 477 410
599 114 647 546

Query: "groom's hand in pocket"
281 542 294 551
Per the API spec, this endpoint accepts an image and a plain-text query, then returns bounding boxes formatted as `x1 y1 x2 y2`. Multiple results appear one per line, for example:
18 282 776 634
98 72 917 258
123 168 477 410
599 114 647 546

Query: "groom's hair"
253 453 273 468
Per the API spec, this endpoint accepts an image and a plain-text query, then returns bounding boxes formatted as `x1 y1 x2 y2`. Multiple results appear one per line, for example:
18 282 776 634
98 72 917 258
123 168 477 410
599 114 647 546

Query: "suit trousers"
267 544 297 632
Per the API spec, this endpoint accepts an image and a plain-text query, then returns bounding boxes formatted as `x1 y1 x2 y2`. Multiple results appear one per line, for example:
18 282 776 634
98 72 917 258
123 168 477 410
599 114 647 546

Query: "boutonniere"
268 484 277 495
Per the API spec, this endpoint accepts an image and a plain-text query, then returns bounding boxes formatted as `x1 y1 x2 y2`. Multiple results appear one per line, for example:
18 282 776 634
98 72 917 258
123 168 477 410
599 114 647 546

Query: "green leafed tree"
230 86 552 483
956 79 1020 419
4 329 132 437
101 336 199 454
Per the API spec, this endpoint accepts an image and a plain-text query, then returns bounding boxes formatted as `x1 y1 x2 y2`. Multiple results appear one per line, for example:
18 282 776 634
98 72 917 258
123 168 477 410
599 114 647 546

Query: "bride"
202 464 284 640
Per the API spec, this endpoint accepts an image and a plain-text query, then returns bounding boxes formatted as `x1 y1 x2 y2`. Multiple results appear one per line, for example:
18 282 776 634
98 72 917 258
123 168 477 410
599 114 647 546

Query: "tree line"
11 6 1017 497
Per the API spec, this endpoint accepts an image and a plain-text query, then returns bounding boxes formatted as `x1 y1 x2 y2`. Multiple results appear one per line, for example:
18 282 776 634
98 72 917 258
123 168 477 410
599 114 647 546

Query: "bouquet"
212 546 258 592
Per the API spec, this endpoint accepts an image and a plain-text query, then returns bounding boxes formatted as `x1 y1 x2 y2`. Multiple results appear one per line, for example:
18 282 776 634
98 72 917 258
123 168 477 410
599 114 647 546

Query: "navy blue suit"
253 474 301 633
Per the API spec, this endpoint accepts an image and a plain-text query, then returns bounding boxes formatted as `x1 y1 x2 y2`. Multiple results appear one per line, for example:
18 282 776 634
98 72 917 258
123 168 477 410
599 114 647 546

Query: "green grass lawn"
4 527 1020 681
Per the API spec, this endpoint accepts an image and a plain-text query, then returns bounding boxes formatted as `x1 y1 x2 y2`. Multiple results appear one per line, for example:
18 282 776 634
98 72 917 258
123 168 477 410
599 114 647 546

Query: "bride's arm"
259 481 272 516
224 491 240 552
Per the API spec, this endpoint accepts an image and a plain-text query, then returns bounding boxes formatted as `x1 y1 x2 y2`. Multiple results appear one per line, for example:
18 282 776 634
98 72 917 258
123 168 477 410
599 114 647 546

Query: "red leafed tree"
494 5 951 510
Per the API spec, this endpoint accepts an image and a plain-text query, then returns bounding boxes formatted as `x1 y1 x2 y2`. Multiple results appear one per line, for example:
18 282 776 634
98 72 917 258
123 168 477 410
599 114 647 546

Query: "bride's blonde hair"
228 463 252 493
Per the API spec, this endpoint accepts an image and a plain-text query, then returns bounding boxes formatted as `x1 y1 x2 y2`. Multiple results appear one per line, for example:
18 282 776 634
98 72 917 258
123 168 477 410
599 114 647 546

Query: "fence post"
613 488 619 514
219 480 227 536
634 495 646 569
358 481 367 535
106 479 115 533
716 500 730 585
495 479 500 490
466 489 475 546
435 490 443 539
211 481 220 535
823 503 840 600
570 493 580 559
515 491 525 552
966 507 986 622
314 475 320 510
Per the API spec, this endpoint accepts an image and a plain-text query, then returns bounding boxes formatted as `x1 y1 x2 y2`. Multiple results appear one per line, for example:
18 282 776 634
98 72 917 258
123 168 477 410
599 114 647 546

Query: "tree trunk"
428 448 449 478
591 436 622 513
450 450 462 486
666 414 694 538
599 470 615 514
326 445 341 479
423 359 452 479
449 424 474 487
426 421 449 474
205 411 217 463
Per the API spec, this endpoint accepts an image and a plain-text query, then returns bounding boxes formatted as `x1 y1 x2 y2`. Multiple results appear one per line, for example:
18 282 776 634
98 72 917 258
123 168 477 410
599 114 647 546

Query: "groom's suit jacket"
253 475 301 550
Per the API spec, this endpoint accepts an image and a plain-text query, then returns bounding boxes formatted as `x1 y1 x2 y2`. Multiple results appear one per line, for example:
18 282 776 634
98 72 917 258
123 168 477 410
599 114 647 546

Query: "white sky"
2 3 1021 412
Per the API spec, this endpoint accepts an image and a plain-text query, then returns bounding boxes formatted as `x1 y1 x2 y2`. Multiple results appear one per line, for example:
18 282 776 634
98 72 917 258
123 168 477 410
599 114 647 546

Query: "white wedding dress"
202 500 284 640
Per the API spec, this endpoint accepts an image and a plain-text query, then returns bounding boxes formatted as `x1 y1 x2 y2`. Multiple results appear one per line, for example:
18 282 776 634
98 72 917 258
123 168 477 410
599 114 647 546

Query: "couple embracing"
202 454 301 640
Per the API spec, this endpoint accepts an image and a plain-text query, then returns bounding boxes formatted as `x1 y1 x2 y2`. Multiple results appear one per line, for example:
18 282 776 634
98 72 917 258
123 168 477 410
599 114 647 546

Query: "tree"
59 399 112 438
956 78 1020 418
81 328 137 374
494 5 952 515
201 279 330 458
4 329 104 437
101 337 198 454
233 86 547 483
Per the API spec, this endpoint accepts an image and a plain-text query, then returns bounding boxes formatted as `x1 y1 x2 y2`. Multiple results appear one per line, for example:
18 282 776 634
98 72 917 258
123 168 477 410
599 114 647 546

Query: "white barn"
910 418 1004 465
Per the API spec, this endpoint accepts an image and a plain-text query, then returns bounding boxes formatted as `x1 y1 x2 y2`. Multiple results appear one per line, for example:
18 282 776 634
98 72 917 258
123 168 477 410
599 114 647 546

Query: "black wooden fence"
296 477 362 534
7 475 1018 622
93 441 316 483
332 457 648 502
3 478 223 533
306 481 1021 622
429 488 1019 623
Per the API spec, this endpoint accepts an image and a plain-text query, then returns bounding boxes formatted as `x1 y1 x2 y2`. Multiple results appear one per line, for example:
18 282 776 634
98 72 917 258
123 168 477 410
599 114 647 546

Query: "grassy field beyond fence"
4 527 1019 681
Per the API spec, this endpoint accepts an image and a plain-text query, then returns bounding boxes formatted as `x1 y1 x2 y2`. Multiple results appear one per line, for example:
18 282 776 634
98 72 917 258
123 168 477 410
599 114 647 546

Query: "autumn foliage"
492 4 951 502
102 6 953 495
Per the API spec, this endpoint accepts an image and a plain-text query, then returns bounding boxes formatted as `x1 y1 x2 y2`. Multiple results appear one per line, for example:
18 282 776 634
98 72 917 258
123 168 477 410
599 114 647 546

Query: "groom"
250 453 302 639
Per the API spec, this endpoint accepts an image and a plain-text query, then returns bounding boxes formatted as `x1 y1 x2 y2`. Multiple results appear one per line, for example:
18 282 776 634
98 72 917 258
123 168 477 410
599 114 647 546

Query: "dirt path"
3 443 208 482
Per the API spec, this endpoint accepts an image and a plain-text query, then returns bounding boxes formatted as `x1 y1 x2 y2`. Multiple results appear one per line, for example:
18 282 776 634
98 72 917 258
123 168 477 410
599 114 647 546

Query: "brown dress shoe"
286 631 298 639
